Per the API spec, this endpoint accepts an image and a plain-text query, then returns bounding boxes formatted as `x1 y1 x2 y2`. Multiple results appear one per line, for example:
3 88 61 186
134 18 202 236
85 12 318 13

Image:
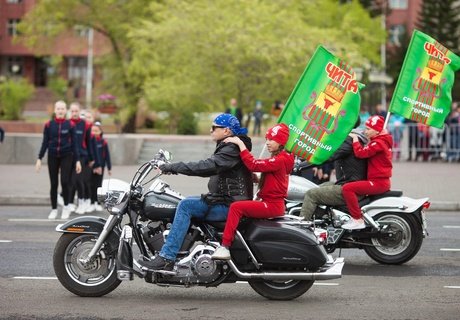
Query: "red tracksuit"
342 132 393 219
221 149 294 247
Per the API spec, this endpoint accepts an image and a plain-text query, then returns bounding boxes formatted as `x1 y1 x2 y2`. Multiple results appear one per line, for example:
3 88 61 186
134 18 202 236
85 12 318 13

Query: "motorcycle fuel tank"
142 191 181 220
287 175 318 201
241 219 328 269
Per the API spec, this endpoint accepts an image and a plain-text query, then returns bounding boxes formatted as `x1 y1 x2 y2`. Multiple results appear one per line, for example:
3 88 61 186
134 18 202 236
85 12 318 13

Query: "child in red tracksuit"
212 123 294 260
341 115 393 230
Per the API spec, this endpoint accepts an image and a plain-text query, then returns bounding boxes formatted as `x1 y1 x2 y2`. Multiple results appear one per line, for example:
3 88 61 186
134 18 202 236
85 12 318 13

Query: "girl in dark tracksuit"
36 101 81 219
212 123 294 260
90 122 112 208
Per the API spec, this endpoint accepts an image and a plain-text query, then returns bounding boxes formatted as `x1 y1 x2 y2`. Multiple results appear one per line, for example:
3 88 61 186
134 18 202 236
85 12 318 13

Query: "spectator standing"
252 101 264 136
69 103 93 214
0 126 4 143
447 102 460 162
90 122 111 212
225 98 243 124
388 114 405 161
35 101 81 220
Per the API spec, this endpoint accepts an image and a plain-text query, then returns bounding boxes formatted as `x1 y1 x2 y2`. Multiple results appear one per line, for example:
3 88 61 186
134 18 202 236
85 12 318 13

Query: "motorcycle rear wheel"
53 233 121 297
248 279 314 300
364 212 423 265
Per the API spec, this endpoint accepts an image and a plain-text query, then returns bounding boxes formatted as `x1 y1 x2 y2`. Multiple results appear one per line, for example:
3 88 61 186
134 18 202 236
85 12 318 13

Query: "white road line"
444 286 460 289
235 281 339 286
443 226 460 229
0 240 13 243
440 248 460 252
8 219 65 222
13 276 57 280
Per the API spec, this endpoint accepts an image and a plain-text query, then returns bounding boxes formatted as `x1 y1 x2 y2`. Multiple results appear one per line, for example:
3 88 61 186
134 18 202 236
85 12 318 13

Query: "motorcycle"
53 150 344 301
286 169 430 265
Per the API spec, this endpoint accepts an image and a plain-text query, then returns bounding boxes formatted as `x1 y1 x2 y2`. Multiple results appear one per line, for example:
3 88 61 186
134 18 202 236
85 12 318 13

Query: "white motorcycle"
286 174 430 265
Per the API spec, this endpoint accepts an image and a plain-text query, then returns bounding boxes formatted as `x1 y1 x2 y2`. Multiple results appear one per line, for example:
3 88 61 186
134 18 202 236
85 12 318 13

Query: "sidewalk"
0 161 458 211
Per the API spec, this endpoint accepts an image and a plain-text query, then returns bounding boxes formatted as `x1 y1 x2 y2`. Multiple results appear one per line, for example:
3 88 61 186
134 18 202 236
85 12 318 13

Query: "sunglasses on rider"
211 125 227 132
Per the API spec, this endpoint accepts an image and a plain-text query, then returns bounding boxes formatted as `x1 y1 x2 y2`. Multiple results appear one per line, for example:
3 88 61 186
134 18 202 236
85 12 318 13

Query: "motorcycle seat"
330 190 403 214
368 190 403 201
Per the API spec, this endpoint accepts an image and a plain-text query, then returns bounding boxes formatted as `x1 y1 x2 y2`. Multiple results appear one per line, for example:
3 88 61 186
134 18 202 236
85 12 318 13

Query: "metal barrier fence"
386 122 460 162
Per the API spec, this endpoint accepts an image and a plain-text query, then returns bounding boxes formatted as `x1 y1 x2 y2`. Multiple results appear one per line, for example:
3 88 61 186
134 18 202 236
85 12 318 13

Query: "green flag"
388 30 460 128
277 46 362 165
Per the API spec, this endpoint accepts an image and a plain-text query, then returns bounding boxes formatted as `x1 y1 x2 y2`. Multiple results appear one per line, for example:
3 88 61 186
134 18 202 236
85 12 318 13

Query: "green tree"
131 0 384 128
17 0 158 132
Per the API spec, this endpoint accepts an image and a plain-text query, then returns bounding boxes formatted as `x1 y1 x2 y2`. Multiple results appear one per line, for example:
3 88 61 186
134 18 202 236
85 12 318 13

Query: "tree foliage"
131 0 385 119
18 0 157 132
17 0 385 132
416 0 460 101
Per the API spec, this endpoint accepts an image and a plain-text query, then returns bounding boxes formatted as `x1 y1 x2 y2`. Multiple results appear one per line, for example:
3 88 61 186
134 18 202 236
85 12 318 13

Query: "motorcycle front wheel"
53 233 121 297
364 212 423 265
248 279 314 300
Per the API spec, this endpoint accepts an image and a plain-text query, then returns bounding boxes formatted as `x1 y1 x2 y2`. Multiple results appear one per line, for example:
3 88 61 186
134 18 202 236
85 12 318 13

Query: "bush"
177 111 197 135
0 78 35 120
47 77 68 100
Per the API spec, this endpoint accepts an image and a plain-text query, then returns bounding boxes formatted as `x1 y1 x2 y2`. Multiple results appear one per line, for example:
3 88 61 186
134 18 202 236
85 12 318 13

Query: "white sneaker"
75 198 86 215
86 203 95 213
68 203 76 212
211 246 231 260
94 203 103 211
341 218 366 230
57 194 64 207
48 209 58 220
61 206 72 220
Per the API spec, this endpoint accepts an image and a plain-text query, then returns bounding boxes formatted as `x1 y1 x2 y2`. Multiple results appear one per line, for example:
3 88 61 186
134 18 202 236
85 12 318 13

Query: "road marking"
444 286 460 289
443 226 460 229
0 240 13 243
8 219 65 222
440 248 460 252
13 276 57 280
235 281 339 286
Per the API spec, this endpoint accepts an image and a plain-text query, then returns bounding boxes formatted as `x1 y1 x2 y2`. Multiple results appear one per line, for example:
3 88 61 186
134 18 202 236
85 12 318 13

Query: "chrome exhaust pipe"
227 257 344 281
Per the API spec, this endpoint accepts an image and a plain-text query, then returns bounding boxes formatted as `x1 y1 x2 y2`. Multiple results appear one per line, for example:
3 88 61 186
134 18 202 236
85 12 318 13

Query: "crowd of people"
35 100 112 220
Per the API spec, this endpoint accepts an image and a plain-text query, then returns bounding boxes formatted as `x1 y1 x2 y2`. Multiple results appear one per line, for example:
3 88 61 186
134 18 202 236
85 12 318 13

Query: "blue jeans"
159 196 229 261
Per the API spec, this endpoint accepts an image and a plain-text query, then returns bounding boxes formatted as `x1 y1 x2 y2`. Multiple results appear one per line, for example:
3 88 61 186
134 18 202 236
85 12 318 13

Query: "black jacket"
328 129 368 185
160 135 253 205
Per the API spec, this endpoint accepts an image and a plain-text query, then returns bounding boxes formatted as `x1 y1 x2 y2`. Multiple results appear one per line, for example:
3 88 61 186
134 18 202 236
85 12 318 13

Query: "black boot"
138 255 174 271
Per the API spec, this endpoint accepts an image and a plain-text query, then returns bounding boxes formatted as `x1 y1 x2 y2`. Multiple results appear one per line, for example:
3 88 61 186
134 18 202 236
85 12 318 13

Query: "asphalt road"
0 206 459 320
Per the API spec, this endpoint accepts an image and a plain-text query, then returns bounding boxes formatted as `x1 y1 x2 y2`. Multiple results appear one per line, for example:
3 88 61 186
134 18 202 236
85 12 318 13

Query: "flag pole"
383 111 391 131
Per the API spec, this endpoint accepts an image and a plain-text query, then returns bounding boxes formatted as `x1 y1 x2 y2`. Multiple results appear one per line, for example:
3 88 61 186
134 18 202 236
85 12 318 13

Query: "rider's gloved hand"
159 163 177 175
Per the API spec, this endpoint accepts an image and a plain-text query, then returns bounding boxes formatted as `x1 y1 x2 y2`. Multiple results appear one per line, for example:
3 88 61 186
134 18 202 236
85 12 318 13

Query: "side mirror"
158 149 172 162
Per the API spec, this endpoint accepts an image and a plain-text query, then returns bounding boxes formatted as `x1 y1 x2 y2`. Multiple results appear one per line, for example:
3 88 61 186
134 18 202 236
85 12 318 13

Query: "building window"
68 57 87 85
7 57 24 75
389 24 406 47
6 0 23 3
389 0 408 9
7 19 21 36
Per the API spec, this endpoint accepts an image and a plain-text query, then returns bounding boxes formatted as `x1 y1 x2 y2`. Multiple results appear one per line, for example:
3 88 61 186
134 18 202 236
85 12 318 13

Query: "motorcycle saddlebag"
142 191 180 220
241 219 328 269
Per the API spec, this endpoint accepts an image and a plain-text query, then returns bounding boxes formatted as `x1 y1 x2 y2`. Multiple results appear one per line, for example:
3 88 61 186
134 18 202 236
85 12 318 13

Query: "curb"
0 196 458 211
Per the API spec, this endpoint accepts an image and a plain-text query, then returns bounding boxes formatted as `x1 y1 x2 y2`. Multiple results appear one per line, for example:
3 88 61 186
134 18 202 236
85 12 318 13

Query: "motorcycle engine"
174 245 221 284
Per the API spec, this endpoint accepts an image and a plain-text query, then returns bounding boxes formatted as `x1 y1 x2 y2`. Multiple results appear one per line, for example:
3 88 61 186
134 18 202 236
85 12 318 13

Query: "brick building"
0 0 107 93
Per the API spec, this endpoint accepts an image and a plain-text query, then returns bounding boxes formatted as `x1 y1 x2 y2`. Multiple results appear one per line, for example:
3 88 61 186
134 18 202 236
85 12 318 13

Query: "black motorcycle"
53 150 344 300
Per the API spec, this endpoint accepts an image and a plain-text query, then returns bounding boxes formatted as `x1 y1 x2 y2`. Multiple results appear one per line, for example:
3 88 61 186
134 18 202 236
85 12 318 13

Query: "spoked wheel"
248 279 314 300
364 212 423 265
53 233 121 297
